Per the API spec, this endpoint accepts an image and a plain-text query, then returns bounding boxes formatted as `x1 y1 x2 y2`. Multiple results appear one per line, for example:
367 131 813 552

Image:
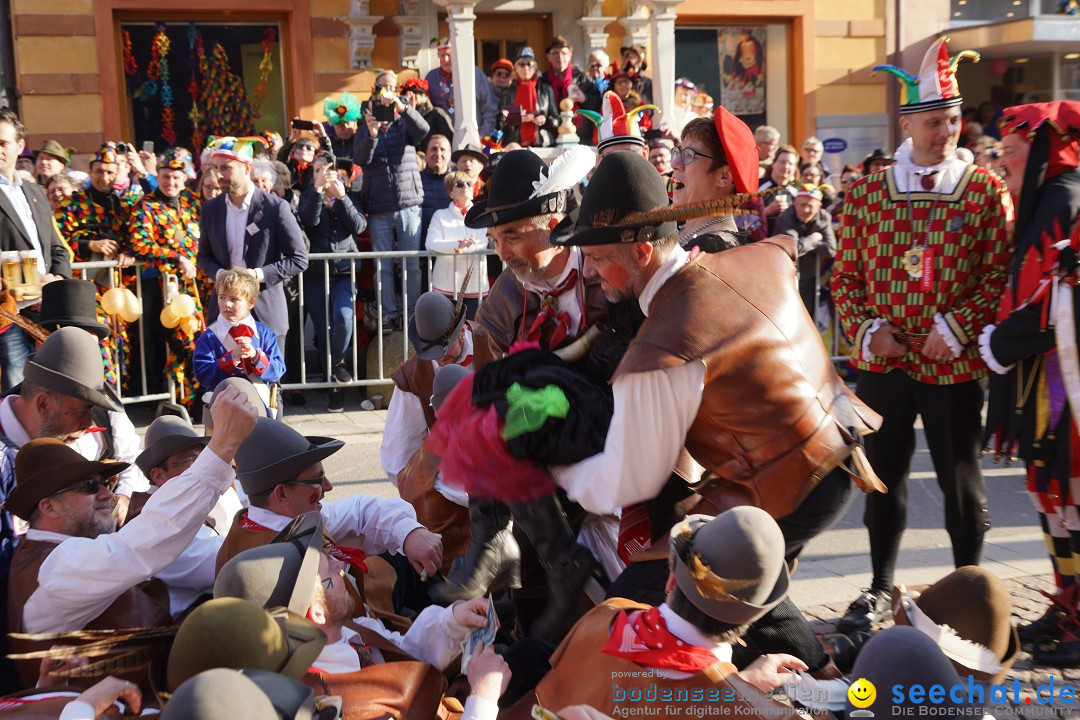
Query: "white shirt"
21 448 235 633
246 494 422 555
314 604 471 672
426 204 490 296
0 172 46 274
71 409 150 498
0 395 30 447
553 247 706 514
521 246 585 339
224 185 255 271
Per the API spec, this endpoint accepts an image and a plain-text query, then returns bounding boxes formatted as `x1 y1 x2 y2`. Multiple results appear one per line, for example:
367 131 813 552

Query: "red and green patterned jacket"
55 187 142 264
831 164 1011 384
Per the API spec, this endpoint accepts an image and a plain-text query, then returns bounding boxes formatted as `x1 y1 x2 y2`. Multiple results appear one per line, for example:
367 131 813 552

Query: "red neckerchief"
601 607 719 673
453 201 470 216
525 268 578 350
546 65 573 103
515 77 539 146
238 512 368 573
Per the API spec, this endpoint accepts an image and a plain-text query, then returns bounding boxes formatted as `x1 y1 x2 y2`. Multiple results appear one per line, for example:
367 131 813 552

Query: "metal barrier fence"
72 250 851 414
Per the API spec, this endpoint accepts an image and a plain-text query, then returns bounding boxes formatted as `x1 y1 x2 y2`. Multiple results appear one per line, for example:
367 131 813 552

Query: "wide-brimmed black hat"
234 417 343 496
465 149 569 229
669 508 790 625
552 151 675 246
4 438 129 521
408 291 466 361
37 280 111 339
135 415 209 476
451 143 488 167
24 327 122 412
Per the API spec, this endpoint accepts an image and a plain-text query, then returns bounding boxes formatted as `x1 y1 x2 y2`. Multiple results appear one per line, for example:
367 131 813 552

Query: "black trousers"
856 370 989 595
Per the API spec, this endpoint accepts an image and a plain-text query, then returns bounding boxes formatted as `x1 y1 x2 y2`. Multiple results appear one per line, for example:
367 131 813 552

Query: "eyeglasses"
672 146 716 167
285 473 327 487
587 62 603 68
452 180 469 189
296 145 316 152
51 475 119 498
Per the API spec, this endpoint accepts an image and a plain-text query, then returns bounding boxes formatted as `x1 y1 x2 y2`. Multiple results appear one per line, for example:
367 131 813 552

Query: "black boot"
509 493 599 643
431 498 521 603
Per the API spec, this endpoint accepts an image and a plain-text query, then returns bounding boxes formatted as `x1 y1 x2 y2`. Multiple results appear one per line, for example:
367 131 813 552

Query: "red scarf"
515 78 539 147
526 268 577 349
546 65 573 103
238 511 368 573
601 607 719 673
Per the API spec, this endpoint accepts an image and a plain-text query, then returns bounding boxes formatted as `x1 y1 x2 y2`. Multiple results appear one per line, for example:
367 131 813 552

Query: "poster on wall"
720 27 766 116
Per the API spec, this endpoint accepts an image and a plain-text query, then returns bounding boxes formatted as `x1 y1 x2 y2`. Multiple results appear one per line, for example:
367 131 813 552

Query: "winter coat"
352 106 430 215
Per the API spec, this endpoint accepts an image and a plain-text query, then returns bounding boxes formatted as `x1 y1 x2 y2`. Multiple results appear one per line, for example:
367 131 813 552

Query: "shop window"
120 21 286 151
674 24 788 134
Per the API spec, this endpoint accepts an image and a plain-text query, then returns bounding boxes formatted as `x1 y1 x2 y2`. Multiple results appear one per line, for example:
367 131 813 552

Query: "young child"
193 269 285 411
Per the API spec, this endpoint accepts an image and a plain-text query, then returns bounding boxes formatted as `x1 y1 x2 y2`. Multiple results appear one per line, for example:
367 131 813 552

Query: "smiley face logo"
848 678 877 709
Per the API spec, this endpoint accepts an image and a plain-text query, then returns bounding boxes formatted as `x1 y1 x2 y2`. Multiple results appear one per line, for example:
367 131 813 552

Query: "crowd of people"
0 29 1075 720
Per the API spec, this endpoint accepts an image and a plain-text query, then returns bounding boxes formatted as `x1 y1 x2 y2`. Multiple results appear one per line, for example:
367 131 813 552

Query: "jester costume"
129 180 208 407
980 101 1080 666
55 146 142 389
831 38 1012 633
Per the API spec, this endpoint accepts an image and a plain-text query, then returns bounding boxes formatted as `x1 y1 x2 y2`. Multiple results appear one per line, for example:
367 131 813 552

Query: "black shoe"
289 390 306 407
509 494 600 644
1020 607 1069 644
331 362 353 384
327 389 344 413
430 499 521 603
1033 637 1080 668
836 590 890 634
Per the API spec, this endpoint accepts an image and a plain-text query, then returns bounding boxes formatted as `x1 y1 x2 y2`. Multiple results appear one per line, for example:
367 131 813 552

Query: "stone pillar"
433 0 481 148
578 0 616 55
618 2 651 51
345 0 382 70
643 0 684 117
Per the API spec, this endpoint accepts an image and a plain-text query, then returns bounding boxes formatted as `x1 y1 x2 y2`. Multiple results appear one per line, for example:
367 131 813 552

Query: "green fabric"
502 382 569 440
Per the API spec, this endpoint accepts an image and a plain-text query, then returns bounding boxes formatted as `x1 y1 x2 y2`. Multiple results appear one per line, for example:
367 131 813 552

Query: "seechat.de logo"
849 678 877 717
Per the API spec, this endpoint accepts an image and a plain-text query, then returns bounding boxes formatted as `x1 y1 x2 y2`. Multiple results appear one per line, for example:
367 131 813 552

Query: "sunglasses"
452 180 469 189
52 475 119 498
285 473 327 487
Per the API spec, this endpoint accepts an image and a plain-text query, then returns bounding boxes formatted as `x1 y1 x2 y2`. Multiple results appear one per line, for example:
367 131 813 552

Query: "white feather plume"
530 145 597 199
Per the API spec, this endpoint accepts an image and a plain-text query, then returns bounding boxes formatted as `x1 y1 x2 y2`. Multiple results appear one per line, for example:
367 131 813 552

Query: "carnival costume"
129 152 209 406
980 101 1080 666
831 38 1011 633
55 145 142 388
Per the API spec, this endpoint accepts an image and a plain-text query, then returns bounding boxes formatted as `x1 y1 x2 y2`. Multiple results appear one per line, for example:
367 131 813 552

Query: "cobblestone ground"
803 574 1080 717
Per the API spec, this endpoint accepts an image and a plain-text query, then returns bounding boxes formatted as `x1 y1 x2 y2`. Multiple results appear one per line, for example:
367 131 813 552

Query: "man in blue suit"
198 137 308 352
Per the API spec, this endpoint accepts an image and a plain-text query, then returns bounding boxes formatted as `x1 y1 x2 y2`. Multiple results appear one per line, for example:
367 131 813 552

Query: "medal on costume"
904 247 924 279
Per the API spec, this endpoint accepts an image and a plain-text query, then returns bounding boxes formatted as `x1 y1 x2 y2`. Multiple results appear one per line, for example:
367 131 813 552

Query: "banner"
720 27 766 116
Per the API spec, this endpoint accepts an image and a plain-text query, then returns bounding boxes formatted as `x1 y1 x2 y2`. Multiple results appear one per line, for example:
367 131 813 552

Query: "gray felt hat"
24 327 122 412
234 417 343 496
431 363 471 412
408 291 466 361
135 415 208 476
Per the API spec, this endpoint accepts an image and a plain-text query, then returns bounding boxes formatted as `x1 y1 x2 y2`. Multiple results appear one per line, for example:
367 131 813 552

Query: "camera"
116 142 129 154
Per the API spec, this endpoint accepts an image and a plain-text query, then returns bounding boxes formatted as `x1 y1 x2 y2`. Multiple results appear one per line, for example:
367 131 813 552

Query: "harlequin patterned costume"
980 101 1080 665
129 187 208 406
55 168 142 389
830 38 1012 620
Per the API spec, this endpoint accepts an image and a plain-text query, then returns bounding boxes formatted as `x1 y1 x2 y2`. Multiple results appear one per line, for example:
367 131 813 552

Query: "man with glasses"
215 416 442 586
3 383 257 689
539 36 601 145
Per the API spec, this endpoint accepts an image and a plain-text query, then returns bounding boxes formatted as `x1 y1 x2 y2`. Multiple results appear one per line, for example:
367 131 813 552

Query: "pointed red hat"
1000 100 1080 180
713 106 759 194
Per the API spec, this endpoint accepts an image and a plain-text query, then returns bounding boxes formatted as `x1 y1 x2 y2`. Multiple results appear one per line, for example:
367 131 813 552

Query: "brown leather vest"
391 356 438 429
472 261 608 367
214 509 276 575
505 598 802 719
302 621 449 720
6 539 173 690
396 445 470 577
615 238 881 519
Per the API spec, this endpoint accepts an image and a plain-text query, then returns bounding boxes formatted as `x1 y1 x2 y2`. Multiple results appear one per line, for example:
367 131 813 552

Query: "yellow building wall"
812 0 889 116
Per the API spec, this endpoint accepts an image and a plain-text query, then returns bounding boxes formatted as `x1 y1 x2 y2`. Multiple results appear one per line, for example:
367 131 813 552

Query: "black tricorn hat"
38 279 111 339
552 151 675 246
464 150 569 229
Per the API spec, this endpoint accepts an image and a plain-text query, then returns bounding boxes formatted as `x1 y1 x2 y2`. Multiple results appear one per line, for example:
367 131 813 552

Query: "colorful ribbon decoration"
250 28 277 118
502 382 570 440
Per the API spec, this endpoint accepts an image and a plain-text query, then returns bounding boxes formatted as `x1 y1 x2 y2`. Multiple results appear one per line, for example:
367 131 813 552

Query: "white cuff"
861 317 889 362
462 694 501 720
59 701 98 720
254 267 265 283
933 312 963 358
441 603 472 641
978 324 1014 374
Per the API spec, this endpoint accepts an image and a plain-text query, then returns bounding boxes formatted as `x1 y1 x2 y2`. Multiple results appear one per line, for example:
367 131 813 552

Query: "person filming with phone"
353 70 430 331
497 47 557 148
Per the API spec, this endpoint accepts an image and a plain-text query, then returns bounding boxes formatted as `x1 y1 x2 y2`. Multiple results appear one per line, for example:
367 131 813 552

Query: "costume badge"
246 222 259 236
949 215 963 233
903 247 924 279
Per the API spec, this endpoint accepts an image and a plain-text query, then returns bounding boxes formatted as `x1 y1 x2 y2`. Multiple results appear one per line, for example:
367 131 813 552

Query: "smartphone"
503 105 523 127
291 119 315 131
371 100 396 123
141 140 154 154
